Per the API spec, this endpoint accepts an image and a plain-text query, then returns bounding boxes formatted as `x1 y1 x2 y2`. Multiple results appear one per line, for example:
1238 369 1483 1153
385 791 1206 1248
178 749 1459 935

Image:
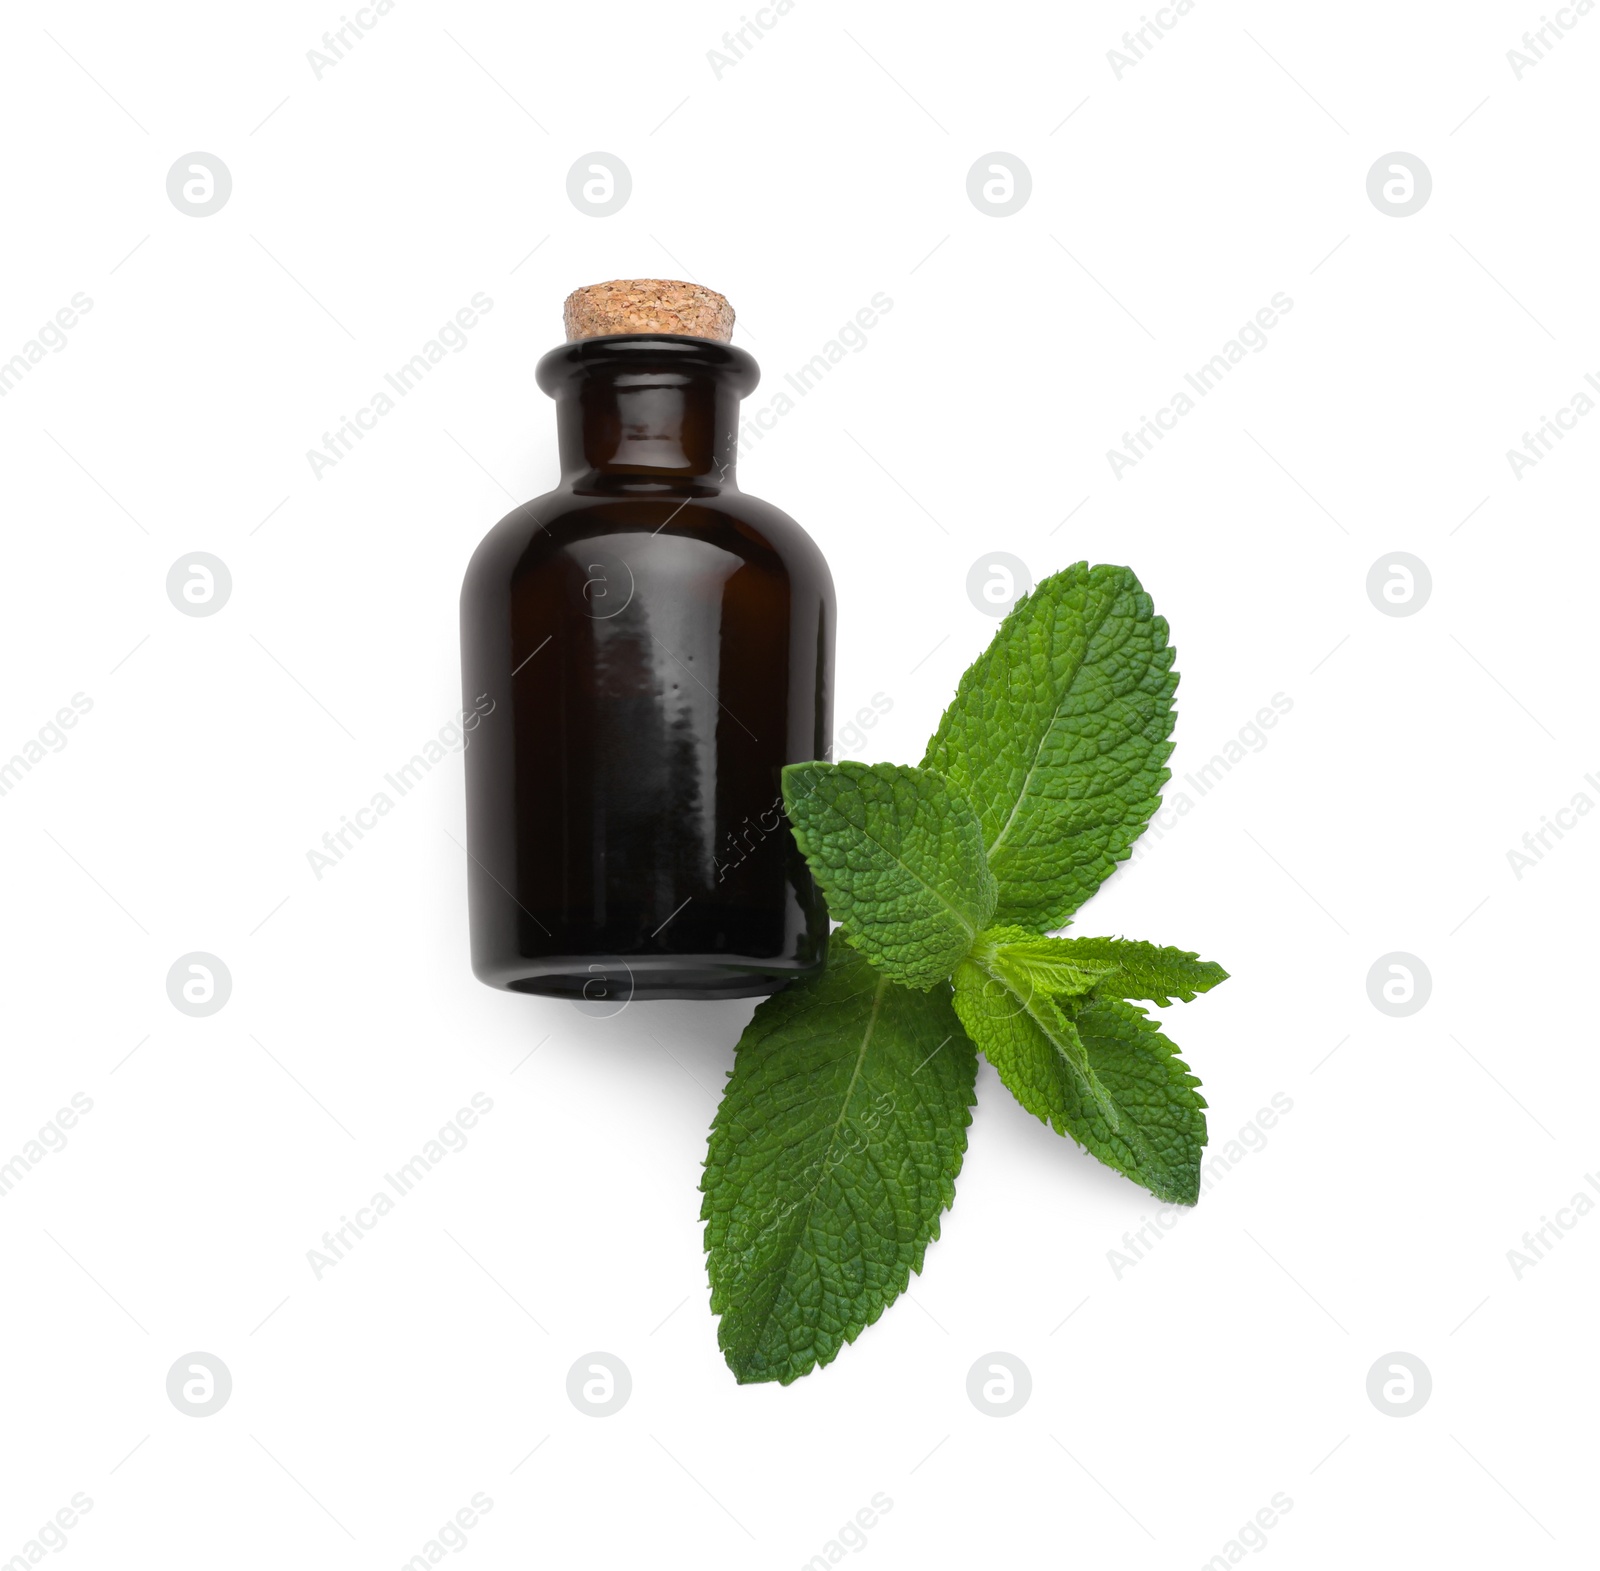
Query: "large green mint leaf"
954 960 1206 1203
782 761 997 989
921 563 1177 932
992 931 1228 1007
701 946 978 1385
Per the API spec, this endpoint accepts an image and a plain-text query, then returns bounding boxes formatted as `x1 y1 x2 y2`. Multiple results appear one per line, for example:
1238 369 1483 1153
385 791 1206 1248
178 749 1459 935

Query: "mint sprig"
701 563 1228 1383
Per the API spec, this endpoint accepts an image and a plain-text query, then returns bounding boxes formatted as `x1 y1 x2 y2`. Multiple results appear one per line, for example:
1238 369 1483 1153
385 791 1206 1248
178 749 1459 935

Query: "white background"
1 1 1595 1566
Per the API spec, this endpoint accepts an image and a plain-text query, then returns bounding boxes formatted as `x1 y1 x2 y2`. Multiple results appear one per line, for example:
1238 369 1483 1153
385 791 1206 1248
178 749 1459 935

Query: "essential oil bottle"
460 280 833 1000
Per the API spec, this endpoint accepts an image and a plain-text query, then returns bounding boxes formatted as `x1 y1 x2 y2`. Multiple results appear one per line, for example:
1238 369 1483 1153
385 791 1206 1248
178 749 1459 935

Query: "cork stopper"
563 279 735 343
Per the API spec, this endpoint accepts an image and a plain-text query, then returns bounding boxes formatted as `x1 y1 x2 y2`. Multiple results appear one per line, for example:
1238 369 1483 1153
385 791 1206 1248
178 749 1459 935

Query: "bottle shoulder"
463 487 833 605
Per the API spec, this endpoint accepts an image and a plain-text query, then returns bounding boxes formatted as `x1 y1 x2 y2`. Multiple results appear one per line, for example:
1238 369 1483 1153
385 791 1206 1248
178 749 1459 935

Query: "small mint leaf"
782 761 997 989
1063 936 1228 1006
954 946 1207 1204
922 563 1177 932
952 946 1119 1130
988 931 1228 1008
979 923 1119 1000
701 947 978 1385
1062 997 1208 1204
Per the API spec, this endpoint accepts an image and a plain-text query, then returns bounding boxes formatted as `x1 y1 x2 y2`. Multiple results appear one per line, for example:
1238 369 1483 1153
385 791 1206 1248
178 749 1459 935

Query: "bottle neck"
537 336 759 492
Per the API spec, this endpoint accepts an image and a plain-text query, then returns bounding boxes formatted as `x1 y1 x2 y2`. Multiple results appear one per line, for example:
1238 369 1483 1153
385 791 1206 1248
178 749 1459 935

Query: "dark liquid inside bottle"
460 334 833 1000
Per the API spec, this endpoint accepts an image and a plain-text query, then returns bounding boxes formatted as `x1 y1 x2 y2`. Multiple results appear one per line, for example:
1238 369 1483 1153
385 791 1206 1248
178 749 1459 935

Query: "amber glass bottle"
460 281 833 1001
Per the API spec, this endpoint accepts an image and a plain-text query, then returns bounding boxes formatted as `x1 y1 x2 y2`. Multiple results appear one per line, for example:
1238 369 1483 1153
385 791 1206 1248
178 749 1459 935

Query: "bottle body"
460 336 833 999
